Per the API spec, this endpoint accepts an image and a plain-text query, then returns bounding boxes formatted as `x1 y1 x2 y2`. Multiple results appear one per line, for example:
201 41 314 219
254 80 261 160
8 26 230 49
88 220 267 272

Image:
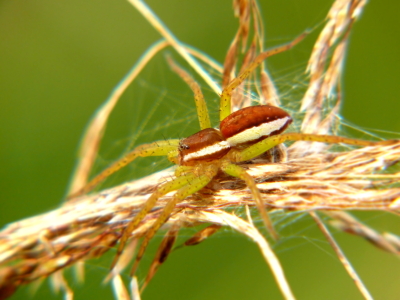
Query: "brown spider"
68 32 395 276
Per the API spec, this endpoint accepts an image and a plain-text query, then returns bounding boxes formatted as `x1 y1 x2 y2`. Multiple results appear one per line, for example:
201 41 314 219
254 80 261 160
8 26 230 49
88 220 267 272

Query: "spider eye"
179 144 190 150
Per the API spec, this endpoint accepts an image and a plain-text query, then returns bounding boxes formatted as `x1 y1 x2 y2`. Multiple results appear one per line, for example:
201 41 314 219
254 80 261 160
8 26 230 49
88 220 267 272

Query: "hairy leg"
130 173 214 275
68 139 180 198
110 172 198 269
221 162 278 240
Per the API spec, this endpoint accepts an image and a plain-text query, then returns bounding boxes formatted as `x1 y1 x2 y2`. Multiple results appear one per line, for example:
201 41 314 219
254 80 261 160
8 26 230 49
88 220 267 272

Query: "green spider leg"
219 32 307 121
221 162 278 240
128 171 216 276
231 133 397 163
110 171 206 270
68 140 180 198
168 57 211 130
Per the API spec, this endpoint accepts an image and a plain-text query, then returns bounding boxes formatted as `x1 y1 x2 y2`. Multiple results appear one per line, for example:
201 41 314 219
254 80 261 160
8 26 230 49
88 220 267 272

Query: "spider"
69 32 395 276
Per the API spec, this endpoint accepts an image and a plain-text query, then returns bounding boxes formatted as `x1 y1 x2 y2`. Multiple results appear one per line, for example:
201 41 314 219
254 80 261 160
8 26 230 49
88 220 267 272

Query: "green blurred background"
1 0 400 299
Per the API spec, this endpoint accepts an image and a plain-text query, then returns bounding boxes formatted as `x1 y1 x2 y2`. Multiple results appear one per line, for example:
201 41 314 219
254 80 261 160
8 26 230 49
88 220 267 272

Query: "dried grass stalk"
1 0 399 299
1 141 399 298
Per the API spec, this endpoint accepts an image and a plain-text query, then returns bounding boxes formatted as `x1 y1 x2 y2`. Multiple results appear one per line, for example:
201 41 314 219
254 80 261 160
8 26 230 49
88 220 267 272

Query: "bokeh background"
1 0 400 299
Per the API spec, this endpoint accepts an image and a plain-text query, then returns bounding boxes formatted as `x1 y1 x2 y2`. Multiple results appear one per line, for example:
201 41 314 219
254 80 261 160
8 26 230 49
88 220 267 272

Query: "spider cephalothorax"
178 128 229 165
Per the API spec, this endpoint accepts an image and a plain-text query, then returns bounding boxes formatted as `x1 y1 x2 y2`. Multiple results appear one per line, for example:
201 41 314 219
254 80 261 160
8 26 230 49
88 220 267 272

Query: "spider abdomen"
220 105 292 146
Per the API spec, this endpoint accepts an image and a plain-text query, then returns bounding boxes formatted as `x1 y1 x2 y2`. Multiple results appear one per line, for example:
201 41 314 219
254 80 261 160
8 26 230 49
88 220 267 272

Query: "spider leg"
221 162 278 240
110 172 199 270
167 57 211 130
68 139 180 198
219 32 307 121
174 165 194 177
233 133 397 163
130 173 214 276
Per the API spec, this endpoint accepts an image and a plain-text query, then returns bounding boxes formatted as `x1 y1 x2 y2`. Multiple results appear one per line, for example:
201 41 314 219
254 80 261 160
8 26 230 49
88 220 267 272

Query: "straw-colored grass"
1 1 399 299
